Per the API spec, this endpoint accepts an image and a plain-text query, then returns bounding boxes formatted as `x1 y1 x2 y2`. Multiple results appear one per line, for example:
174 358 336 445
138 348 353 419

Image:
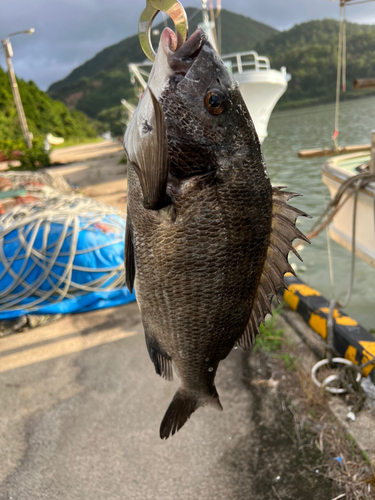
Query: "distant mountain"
48 11 375 130
47 8 278 119
0 66 98 143
255 19 375 108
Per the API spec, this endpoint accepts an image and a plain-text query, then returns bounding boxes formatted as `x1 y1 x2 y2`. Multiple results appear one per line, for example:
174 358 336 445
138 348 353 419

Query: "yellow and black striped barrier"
281 274 375 378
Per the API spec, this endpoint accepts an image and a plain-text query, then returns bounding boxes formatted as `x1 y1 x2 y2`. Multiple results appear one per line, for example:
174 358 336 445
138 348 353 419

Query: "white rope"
333 3 344 148
315 173 375 383
326 226 335 298
342 2 347 93
0 172 125 313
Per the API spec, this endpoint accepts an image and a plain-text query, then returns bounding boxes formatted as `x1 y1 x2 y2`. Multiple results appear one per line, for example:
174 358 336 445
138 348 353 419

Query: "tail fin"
159 387 223 439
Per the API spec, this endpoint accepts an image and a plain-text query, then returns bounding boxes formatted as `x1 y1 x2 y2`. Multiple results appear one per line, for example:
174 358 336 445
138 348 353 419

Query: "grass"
252 326 375 499
273 352 296 371
248 302 375 497
309 408 319 419
253 306 296 371
51 137 104 149
253 306 285 354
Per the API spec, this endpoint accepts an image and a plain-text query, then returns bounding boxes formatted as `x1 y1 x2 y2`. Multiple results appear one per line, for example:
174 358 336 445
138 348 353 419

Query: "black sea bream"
124 28 309 439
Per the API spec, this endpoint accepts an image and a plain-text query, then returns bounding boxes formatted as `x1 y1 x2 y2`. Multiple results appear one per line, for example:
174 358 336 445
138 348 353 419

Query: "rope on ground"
301 172 375 244
0 171 126 314
326 177 362 362
309 172 375 396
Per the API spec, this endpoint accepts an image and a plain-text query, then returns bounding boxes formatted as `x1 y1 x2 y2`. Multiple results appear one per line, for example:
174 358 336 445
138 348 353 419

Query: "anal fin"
145 332 173 381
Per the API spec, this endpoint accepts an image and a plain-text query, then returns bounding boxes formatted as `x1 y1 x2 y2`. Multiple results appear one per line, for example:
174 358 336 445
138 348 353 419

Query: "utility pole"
1 29 35 149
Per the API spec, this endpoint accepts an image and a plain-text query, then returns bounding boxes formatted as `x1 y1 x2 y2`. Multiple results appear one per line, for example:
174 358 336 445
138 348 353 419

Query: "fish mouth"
161 28 206 78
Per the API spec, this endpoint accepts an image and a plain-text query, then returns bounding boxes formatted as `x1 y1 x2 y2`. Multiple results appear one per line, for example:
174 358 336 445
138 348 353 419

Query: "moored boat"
322 151 375 268
124 1 290 143
220 51 289 143
299 0 375 272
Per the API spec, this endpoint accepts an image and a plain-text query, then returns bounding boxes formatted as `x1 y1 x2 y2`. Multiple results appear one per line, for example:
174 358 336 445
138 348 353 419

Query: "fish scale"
124 27 309 439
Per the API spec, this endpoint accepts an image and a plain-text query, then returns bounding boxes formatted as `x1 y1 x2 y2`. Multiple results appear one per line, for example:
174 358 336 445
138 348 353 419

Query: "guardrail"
221 51 270 74
128 49 281 91
280 274 375 381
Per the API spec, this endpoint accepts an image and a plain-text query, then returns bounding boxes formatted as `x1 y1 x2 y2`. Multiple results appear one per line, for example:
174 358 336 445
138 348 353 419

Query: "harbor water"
263 96 375 333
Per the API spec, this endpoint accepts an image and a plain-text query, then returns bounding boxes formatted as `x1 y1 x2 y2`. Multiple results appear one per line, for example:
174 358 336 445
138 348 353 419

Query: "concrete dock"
0 143 371 499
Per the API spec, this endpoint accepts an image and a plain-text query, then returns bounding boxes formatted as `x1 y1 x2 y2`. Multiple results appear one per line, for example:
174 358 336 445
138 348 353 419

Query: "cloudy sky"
1 0 375 91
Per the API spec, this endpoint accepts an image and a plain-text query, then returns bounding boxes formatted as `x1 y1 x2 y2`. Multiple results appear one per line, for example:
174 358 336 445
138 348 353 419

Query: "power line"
343 0 375 5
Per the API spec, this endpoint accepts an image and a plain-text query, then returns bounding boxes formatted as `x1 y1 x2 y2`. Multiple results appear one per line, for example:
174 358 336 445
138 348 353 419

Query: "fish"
124 27 309 439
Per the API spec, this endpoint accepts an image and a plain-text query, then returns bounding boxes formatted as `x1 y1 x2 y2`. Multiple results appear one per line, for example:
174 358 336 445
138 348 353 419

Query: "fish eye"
204 89 226 116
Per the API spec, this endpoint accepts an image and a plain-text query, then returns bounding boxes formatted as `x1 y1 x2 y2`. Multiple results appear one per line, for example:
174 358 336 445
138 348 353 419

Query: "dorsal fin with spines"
238 187 311 350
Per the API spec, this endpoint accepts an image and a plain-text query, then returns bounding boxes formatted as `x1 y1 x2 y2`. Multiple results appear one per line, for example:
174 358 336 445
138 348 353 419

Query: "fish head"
125 28 263 173
163 28 262 166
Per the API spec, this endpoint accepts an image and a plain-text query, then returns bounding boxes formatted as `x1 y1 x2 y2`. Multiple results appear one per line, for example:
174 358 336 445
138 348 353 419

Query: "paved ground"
0 144 336 499
51 140 124 165
46 140 127 211
0 304 334 500
0 140 124 172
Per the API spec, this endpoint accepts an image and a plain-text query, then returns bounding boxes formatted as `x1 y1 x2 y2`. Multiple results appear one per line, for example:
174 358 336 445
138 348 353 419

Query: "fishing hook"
138 0 189 62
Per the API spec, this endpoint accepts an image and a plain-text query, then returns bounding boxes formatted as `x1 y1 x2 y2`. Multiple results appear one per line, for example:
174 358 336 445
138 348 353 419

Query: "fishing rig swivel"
138 0 189 62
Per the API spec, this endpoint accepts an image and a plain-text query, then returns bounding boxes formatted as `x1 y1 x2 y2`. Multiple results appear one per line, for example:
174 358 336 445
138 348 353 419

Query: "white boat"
297 1 375 271
220 51 289 143
322 152 375 269
123 3 290 143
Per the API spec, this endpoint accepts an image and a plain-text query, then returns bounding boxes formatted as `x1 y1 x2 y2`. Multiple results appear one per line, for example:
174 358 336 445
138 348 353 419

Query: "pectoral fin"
145 331 173 381
132 89 170 210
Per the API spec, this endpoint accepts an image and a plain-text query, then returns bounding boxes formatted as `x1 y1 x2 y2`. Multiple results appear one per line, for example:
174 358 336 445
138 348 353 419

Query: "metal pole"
2 38 33 149
371 130 375 174
128 63 148 90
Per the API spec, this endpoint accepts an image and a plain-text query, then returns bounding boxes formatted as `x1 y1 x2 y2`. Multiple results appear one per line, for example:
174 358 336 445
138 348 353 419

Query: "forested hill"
0 66 98 142
48 11 375 125
47 8 278 119
256 19 375 108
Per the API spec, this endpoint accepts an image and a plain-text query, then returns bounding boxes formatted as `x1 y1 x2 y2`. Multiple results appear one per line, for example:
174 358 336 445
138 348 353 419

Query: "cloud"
231 0 375 31
1 0 374 90
0 0 143 89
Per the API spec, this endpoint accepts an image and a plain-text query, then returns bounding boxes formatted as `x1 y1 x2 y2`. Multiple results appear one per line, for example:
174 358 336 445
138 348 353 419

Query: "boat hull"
322 153 375 268
235 70 288 143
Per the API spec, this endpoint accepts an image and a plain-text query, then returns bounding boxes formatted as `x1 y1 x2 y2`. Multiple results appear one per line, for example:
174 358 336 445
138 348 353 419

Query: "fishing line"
326 225 335 298
342 2 347 92
333 3 344 148
187 8 201 23
344 0 375 5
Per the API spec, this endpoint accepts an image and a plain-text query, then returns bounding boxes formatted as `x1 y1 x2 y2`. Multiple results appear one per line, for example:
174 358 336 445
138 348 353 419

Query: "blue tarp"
0 213 136 320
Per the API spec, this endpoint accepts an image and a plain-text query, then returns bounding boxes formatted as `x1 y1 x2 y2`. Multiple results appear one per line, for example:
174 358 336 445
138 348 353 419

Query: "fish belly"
128 164 272 381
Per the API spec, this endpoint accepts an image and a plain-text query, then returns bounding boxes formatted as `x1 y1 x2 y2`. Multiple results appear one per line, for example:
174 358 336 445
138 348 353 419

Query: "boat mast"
200 0 220 53
332 0 375 149
216 0 222 55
